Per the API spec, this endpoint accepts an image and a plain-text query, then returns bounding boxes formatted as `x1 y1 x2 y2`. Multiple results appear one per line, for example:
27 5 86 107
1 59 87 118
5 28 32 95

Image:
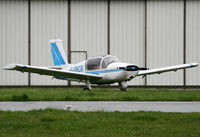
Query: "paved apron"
0 101 200 112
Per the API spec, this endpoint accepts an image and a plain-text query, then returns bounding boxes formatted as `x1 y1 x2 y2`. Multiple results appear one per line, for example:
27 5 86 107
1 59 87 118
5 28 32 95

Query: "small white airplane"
3 39 198 91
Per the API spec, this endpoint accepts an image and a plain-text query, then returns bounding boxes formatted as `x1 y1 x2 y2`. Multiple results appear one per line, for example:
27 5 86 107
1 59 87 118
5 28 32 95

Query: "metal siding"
147 0 184 85
110 0 145 85
0 0 28 85
186 0 200 85
0 0 199 87
71 0 107 85
31 0 68 85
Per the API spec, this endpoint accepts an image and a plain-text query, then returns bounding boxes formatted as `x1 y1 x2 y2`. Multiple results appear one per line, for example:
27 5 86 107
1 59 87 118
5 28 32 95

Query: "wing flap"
3 64 102 81
137 63 198 76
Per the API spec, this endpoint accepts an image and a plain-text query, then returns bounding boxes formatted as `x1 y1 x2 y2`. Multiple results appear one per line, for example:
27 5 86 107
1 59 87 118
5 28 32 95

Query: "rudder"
49 39 68 66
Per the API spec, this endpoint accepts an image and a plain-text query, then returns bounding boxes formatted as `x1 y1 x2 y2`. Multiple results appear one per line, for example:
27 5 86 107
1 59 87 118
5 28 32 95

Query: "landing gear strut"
119 81 127 91
83 81 92 90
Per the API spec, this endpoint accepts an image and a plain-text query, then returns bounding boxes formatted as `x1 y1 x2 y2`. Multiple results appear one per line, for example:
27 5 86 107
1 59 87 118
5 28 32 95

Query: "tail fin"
49 39 68 66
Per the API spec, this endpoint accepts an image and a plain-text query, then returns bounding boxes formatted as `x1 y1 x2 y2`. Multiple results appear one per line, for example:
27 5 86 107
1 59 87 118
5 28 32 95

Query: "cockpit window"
102 56 119 69
87 58 102 70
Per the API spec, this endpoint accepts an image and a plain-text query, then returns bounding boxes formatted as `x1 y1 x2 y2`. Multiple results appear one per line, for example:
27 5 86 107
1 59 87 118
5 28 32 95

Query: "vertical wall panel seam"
68 0 71 87
28 0 31 86
107 0 110 55
68 0 71 64
183 0 186 87
144 0 147 86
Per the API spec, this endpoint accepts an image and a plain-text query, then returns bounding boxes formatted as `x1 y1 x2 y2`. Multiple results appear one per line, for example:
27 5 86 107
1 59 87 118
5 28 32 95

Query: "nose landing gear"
119 81 127 91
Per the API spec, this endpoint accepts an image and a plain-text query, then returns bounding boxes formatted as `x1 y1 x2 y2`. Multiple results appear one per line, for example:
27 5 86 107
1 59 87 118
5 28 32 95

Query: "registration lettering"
70 65 83 72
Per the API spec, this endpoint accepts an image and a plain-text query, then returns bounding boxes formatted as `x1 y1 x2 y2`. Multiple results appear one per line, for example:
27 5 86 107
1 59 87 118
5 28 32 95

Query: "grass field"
0 88 200 101
0 109 199 137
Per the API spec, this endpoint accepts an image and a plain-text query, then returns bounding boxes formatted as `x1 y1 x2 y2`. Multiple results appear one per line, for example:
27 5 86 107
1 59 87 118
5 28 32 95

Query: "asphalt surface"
0 101 200 112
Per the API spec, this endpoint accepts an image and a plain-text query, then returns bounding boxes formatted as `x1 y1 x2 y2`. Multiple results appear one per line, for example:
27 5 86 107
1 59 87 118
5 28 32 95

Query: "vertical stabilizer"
49 39 68 66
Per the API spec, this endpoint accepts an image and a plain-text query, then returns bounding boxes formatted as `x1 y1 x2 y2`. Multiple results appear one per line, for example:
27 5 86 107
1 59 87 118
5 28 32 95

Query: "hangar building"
0 0 199 87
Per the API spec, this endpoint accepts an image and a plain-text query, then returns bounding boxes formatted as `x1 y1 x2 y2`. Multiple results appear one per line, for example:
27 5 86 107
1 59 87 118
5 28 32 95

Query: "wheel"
120 88 127 92
83 87 90 90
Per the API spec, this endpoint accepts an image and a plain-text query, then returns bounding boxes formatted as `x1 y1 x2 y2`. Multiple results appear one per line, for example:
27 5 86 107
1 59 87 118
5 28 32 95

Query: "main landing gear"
119 81 128 91
83 81 127 91
83 81 92 90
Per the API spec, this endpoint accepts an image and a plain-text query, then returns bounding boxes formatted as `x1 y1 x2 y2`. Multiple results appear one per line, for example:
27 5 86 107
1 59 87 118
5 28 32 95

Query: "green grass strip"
0 88 200 101
0 109 200 137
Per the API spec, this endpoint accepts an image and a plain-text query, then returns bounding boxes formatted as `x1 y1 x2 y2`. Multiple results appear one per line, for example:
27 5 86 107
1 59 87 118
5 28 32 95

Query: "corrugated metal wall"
0 0 200 86
146 0 184 85
71 0 107 61
30 0 68 85
110 0 145 85
0 0 28 85
186 0 200 85
71 0 108 85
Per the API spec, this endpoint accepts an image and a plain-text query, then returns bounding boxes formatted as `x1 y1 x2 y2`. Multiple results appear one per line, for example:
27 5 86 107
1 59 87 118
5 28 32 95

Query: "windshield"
86 57 102 70
102 56 119 69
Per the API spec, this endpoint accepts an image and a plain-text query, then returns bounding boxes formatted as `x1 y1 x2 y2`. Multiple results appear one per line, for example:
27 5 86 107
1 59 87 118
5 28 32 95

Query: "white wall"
0 0 200 86
0 0 28 85
147 0 184 85
110 0 145 85
30 0 68 85
71 0 108 85
186 0 200 85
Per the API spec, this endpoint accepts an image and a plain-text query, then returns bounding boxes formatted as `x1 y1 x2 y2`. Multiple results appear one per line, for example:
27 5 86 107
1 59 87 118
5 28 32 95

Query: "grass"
0 109 199 137
0 88 200 101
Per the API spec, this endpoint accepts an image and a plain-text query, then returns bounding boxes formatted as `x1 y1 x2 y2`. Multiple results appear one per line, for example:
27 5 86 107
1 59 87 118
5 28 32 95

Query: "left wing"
3 64 102 81
137 63 198 76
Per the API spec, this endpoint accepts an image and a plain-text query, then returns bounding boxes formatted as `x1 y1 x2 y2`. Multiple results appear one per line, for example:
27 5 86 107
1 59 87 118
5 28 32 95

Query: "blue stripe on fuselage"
86 69 123 75
55 69 123 80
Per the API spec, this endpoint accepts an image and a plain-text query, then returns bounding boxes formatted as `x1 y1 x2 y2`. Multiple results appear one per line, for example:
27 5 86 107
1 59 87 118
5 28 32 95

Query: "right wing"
3 64 102 81
137 63 198 76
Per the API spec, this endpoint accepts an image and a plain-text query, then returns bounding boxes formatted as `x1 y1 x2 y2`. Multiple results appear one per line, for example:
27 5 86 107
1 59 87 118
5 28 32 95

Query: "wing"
137 63 198 76
3 64 102 81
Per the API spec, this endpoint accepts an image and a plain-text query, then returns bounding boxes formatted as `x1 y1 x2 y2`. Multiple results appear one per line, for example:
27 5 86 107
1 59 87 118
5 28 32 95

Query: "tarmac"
0 101 200 112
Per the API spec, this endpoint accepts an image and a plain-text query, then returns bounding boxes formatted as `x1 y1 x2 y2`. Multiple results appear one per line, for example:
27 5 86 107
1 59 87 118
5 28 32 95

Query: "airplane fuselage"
59 60 139 84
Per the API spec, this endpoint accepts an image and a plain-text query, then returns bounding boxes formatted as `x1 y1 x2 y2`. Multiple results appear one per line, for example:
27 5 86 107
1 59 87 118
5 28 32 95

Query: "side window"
101 57 119 69
87 58 102 70
102 60 107 69
102 57 111 69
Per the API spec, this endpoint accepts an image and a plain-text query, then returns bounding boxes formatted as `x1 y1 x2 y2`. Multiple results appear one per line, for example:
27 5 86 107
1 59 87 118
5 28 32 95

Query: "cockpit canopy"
86 55 119 71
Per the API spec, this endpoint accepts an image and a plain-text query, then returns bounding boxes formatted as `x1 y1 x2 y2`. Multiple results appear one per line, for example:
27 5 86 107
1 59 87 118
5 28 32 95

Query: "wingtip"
2 64 17 70
190 63 199 67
